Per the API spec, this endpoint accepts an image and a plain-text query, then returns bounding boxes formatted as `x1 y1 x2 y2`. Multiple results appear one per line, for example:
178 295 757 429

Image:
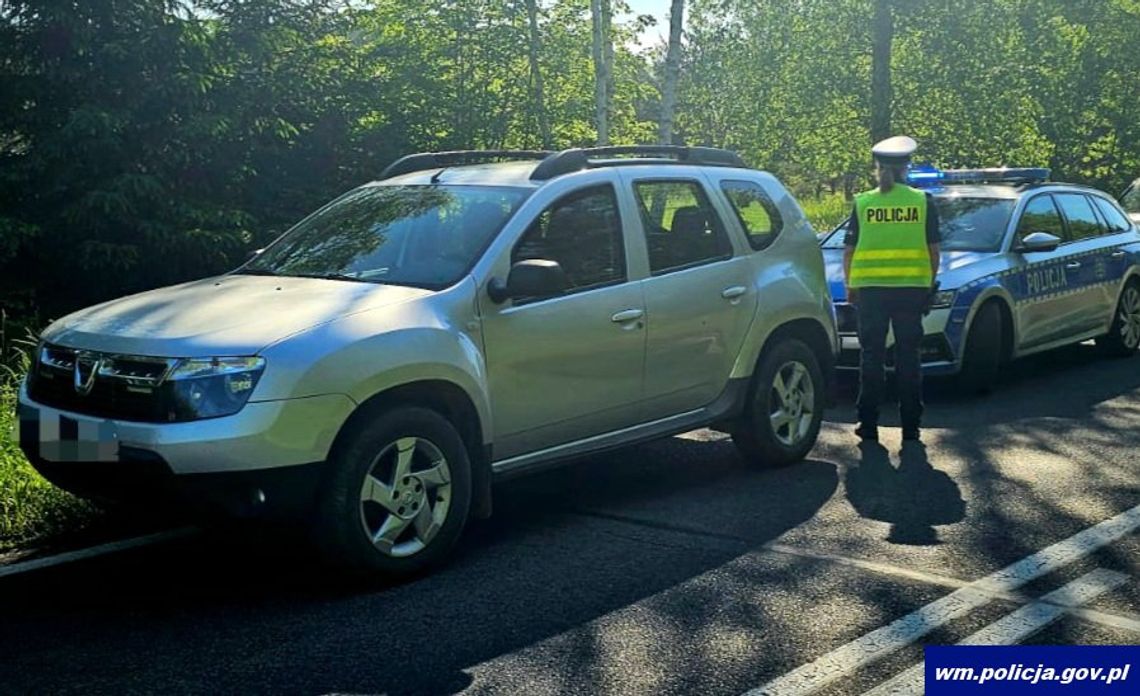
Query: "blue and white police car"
821 167 1140 391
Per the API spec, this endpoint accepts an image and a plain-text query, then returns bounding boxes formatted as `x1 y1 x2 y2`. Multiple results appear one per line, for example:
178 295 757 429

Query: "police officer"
844 136 941 442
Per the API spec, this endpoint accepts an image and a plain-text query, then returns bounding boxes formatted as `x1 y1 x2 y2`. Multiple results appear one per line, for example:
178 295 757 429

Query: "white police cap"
871 135 917 164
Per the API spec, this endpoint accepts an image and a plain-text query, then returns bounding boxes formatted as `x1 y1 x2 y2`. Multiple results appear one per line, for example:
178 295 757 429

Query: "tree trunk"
658 0 685 145
524 0 551 149
602 0 613 137
870 0 892 144
590 0 609 145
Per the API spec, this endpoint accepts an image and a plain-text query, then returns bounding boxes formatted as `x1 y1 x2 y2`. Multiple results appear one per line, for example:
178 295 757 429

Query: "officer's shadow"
845 441 966 545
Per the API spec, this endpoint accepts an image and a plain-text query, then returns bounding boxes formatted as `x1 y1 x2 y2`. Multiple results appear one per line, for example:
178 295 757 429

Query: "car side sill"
1014 326 1110 359
491 377 749 480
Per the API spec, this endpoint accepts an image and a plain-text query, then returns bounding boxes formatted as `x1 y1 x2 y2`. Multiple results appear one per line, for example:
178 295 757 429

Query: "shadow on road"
845 440 965 545
0 437 839 695
829 343 1140 428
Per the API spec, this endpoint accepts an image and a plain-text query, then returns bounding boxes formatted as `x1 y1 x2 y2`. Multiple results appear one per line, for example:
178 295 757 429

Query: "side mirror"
1016 231 1061 253
487 259 567 304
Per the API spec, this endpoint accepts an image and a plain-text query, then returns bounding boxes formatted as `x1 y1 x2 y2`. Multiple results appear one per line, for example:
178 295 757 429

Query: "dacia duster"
19 146 838 575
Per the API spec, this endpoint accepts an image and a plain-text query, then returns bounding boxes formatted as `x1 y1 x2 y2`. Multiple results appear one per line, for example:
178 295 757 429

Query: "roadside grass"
800 192 851 233
0 323 98 552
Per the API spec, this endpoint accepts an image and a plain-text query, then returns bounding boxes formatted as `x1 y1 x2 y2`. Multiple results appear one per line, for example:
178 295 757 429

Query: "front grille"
28 345 179 422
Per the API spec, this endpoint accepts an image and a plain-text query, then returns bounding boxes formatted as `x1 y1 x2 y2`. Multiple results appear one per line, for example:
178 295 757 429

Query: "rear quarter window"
720 180 785 250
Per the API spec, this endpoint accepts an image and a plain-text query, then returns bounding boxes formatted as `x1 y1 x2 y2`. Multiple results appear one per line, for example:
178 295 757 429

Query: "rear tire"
958 301 1002 395
732 339 824 468
312 406 472 577
1096 280 1140 358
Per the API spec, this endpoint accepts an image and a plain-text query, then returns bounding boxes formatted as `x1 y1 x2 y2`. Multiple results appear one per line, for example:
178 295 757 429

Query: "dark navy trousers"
854 287 928 430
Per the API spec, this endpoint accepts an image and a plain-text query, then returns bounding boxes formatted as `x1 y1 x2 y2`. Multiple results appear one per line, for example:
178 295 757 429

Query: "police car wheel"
959 302 1003 395
1096 281 1140 357
732 339 824 468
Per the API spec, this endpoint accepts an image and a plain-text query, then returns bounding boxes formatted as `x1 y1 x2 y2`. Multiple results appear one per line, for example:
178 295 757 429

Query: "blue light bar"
906 163 944 184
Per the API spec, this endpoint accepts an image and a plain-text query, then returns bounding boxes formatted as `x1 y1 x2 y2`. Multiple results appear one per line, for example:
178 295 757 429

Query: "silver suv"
18 147 837 575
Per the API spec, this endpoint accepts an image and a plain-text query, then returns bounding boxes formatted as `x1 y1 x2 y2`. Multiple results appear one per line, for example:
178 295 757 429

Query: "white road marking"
765 543 1140 636
579 508 1140 636
862 568 1129 696
746 503 1140 696
0 528 196 578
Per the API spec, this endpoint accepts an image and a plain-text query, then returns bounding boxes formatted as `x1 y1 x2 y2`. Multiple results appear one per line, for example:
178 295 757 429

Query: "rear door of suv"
620 171 758 419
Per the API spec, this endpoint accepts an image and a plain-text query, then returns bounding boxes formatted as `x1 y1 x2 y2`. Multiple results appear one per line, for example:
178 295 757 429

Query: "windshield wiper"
295 272 375 283
235 268 280 276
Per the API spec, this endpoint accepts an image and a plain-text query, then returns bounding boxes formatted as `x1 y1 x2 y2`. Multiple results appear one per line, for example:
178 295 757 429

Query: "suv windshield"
821 195 1014 252
240 185 530 288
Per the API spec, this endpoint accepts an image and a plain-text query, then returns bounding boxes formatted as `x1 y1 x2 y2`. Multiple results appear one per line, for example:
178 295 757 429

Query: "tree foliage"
1 0 1138 321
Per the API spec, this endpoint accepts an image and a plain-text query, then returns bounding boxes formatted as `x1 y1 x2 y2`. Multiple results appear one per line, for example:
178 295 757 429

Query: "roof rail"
380 150 554 179
530 145 747 180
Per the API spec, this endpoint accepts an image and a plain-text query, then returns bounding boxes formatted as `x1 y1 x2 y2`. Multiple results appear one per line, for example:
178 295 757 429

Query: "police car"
821 166 1140 391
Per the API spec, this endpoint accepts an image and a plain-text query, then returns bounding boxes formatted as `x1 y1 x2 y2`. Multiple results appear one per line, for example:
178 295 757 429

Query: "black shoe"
855 424 879 441
902 428 921 442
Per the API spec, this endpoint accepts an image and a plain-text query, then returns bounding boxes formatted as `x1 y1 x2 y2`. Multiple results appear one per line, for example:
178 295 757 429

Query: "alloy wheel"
359 436 453 558
1119 286 1140 349
769 360 816 447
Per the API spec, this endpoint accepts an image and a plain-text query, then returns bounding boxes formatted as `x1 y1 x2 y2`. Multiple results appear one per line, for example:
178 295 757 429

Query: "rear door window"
633 180 733 274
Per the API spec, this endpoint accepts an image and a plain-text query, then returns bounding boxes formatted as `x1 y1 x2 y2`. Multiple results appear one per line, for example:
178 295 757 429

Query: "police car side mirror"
1016 232 1061 253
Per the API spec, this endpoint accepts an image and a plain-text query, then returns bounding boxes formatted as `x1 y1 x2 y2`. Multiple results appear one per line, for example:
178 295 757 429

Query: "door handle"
611 309 644 323
721 286 747 299
1065 262 1082 270
1111 250 1127 259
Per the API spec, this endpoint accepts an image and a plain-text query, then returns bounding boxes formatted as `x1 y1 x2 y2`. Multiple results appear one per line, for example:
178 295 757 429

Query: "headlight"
166 356 265 420
929 290 956 309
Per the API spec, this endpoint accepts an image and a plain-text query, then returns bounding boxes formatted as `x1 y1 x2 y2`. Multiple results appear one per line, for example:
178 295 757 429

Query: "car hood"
41 274 433 357
822 247 991 302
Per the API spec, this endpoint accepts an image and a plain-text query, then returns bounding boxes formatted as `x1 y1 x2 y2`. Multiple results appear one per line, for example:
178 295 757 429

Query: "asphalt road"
1 343 1138 695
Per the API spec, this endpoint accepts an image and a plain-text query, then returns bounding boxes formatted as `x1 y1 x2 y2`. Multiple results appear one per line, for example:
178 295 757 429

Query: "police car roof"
922 183 1025 199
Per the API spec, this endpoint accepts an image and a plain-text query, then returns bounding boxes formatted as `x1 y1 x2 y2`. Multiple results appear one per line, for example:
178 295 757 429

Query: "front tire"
1096 281 1140 357
313 406 472 577
959 301 1002 395
732 339 824 468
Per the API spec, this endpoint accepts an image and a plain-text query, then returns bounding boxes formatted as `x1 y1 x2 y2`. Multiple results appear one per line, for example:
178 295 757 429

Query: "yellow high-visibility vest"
849 185 933 288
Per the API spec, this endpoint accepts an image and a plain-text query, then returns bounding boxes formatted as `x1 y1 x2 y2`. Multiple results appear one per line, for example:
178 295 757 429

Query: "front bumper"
835 306 960 375
17 382 356 514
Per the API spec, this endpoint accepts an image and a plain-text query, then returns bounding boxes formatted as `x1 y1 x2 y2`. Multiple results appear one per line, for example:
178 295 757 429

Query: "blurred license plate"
19 405 119 462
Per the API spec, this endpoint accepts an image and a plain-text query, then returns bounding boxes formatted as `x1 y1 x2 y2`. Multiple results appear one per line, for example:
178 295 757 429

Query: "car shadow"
0 437 839 696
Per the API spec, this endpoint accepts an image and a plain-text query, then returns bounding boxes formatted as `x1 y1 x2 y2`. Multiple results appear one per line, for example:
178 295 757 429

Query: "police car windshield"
821 196 1014 252
935 196 1015 252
